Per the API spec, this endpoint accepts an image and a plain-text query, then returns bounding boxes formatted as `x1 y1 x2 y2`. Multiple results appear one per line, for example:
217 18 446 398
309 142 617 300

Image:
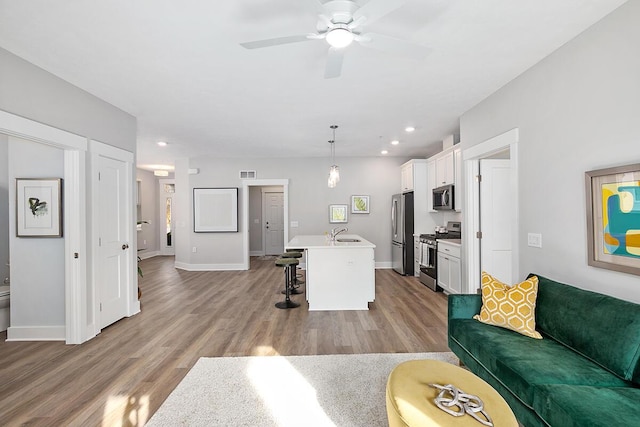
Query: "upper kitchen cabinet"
427 146 462 212
401 161 413 192
435 151 454 186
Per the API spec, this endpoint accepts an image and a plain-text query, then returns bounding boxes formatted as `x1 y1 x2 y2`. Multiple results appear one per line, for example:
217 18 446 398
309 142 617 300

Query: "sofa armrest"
448 294 482 321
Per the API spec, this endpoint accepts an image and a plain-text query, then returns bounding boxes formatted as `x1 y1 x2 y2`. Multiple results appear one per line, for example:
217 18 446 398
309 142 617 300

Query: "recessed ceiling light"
381 150 388 155
405 126 415 133
391 140 400 145
157 141 168 147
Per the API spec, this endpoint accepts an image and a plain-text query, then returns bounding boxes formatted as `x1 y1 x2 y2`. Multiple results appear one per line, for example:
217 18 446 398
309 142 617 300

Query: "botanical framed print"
585 163 640 275
351 195 370 214
16 178 63 237
193 187 238 232
329 204 348 223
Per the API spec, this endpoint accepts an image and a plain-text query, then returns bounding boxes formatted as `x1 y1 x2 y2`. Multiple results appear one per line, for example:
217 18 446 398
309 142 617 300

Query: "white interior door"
159 179 175 256
98 155 130 328
263 191 284 255
480 159 512 284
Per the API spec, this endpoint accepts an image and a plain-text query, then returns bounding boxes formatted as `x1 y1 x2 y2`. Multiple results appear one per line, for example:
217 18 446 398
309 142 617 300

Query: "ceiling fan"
240 0 430 79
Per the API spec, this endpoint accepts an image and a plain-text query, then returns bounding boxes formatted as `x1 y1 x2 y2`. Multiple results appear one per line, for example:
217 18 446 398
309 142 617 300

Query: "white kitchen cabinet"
414 236 420 277
454 148 462 212
437 241 461 294
435 151 454 186
401 162 414 192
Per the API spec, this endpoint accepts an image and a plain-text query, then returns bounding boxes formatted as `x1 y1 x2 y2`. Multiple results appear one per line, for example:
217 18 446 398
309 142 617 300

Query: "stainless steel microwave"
433 184 454 210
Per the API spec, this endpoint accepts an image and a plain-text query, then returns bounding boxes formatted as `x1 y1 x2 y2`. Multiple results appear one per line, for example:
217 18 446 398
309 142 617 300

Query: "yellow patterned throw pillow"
473 272 542 339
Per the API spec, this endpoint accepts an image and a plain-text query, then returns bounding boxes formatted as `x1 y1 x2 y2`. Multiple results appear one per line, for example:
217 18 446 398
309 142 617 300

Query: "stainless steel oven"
419 235 440 291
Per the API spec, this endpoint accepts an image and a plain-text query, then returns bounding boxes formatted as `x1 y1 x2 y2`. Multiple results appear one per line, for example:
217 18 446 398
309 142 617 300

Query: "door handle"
122 244 129 250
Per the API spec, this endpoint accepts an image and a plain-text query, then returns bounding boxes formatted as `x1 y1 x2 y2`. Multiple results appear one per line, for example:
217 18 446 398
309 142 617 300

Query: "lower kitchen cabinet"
437 241 461 294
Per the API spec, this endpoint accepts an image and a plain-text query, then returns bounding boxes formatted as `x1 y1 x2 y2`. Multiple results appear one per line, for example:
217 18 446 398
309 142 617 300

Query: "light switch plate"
528 233 542 248
291 221 299 228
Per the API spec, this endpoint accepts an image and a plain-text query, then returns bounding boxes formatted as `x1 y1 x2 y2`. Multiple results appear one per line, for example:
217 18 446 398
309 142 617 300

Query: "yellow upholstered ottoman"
386 360 517 427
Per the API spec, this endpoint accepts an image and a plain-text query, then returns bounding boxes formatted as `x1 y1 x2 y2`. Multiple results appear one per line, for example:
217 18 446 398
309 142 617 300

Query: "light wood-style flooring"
0 255 449 426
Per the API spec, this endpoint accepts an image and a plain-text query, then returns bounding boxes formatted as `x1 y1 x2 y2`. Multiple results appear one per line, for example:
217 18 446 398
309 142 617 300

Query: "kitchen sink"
337 238 361 242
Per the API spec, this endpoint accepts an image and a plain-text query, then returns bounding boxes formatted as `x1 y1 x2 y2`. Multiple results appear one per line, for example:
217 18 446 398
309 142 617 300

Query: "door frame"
463 128 520 292
158 178 175 256
242 179 289 270
261 186 284 256
89 140 139 336
0 110 87 343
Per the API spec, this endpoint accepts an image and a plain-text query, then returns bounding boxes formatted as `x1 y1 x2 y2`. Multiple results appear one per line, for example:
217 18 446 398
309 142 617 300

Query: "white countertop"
286 234 376 249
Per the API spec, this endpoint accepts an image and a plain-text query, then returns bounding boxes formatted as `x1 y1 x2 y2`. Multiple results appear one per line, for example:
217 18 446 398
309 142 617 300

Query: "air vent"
239 170 257 179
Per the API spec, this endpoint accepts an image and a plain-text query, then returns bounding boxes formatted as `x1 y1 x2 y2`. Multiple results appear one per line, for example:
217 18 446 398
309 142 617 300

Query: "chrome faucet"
330 227 348 241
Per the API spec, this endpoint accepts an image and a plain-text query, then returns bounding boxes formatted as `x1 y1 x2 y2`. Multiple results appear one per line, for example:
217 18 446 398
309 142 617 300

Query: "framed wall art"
193 187 238 232
329 204 348 223
585 163 640 275
16 178 63 237
351 195 370 214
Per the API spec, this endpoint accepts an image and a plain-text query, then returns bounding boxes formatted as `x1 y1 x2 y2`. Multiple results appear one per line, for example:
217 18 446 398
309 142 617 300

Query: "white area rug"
146 352 458 427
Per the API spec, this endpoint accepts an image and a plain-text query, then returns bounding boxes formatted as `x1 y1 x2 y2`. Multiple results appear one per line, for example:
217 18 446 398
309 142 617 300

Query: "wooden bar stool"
275 257 300 309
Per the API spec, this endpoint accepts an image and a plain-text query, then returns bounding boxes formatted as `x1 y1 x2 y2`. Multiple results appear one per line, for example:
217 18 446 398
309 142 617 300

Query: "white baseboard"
375 262 393 269
6 325 65 341
174 262 246 271
138 250 160 260
250 251 265 257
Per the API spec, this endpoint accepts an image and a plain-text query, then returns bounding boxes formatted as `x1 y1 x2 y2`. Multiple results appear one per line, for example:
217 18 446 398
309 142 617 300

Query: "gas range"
420 222 461 244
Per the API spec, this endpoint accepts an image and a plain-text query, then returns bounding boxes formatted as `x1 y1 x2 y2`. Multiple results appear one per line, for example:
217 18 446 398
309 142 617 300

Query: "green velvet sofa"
448 274 640 427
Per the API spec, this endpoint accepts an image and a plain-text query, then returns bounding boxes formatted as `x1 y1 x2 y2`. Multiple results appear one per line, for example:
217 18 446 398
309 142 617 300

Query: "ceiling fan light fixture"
326 25 355 49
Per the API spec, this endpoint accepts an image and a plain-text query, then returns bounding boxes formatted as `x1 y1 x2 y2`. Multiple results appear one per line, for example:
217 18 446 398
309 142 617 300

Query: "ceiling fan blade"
324 47 344 79
240 35 314 50
352 0 407 26
358 32 431 59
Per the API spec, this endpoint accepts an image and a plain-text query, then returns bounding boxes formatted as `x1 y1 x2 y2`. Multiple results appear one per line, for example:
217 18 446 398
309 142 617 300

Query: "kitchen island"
286 234 376 311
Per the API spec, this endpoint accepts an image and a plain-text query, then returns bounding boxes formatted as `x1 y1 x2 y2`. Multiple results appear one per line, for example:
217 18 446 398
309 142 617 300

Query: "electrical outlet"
291 221 299 228
528 233 542 248
192 247 197 253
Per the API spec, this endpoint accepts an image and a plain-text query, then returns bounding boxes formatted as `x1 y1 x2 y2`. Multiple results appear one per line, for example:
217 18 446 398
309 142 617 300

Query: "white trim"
64 150 87 344
463 128 520 293
138 250 161 260
250 251 265 257
89 139 134 163
0 110 89 344
0 109 87 150
375 262 393 269
242 179 290 270
6 325 66 341
174 262 246 271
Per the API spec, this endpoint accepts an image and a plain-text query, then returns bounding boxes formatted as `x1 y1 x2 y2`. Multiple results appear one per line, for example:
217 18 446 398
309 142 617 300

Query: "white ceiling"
0 0 628 170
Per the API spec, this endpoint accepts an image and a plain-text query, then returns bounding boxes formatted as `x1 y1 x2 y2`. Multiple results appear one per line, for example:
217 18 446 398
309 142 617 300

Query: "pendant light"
328 125 340 188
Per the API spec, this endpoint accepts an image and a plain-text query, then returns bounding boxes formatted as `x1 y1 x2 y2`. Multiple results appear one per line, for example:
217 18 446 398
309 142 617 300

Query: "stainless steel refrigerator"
391 192 414 275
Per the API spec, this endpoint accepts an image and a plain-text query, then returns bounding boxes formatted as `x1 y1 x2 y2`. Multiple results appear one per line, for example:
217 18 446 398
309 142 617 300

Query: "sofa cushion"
532 274 640 383
532 384 640 427
449 318 629 408
474 272 542 339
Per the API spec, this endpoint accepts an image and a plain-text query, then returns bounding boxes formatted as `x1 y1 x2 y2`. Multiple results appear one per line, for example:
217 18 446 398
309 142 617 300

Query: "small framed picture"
16 178 63 237
351 195 370 214
329 204 348 223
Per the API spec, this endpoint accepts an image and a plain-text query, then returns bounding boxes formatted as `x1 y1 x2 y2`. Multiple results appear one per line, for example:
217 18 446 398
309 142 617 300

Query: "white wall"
8 137 65 327
0 135 9 284
136 169 159 256
460 1 640 303
174 156 408 268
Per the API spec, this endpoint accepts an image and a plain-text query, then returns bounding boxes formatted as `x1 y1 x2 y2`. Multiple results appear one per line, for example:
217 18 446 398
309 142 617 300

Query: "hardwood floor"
0 256 450 426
